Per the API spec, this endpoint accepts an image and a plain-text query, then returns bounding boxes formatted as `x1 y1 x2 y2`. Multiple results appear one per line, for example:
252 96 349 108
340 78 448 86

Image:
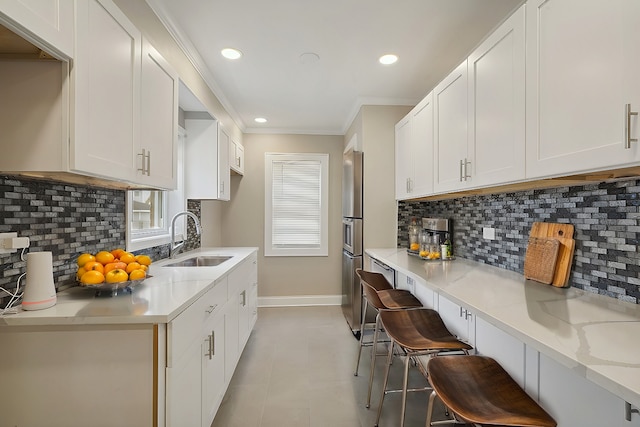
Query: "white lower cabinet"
201 311 226 427
474 316 526 387
396 271 435 309
437 293 475 346
538 353 640 427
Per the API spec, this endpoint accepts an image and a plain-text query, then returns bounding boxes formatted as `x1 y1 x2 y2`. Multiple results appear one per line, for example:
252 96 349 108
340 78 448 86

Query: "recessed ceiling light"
221 48 242 60
379 54 398 65
254 117 267 123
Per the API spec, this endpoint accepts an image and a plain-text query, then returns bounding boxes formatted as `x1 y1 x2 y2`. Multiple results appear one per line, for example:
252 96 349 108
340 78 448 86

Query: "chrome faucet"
170 211 202 258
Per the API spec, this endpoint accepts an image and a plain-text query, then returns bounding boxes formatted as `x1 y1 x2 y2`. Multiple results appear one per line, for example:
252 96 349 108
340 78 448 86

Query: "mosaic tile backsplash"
0 176 201 308
398 178 640 304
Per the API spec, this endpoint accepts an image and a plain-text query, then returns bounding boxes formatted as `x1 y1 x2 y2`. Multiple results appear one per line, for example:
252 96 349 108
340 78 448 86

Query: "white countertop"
0 247 258 327
367 248 640 409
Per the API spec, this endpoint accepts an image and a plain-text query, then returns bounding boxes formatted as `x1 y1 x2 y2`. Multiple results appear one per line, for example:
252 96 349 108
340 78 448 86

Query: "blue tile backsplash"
398 178 640 304
0 176 201 308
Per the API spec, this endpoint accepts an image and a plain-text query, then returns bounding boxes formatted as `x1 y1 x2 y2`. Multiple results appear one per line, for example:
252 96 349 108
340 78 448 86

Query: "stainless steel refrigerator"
342 149 364 336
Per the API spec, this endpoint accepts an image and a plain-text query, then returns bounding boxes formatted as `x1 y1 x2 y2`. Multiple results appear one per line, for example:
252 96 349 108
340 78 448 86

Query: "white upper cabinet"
395 93 434 200
468 4 525 188
229 138 245 176
0 0 74 59
71 0 140 183
433 60 468 193
217 125 231 201
526 0 640 179
184 118 230 201
138 38 179 189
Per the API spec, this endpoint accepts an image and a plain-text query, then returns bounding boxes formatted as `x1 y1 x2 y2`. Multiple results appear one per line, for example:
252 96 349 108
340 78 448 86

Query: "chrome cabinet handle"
205 334 212 359
205 304 217 314
241 290 246 307
464 158 471 180
625 104 638 149
137 149 151 175
459 159 464 182
210 330 215 357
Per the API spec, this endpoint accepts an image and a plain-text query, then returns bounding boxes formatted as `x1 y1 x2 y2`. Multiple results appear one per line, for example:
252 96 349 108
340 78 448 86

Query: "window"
126 128 187 251
265 153 329 256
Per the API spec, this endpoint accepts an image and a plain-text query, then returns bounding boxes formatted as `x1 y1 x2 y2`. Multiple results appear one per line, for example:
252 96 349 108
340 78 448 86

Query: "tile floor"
211 305 447 427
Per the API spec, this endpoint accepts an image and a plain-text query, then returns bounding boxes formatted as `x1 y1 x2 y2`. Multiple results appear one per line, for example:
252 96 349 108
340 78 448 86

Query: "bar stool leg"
399 350 412 427
354 293 368 376
424 390 437 427
366 311 381 408
374 337 395 427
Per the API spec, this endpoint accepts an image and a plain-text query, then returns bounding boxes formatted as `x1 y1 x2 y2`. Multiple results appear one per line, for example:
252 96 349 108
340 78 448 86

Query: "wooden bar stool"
375 308 472 427
354 268 422 408
425 355 557 427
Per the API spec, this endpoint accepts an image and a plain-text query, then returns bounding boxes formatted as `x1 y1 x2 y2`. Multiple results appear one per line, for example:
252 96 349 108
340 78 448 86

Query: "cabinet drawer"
168 278 227 366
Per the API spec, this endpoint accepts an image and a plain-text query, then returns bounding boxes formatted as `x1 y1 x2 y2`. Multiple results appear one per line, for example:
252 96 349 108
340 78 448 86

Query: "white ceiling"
148 0 522 135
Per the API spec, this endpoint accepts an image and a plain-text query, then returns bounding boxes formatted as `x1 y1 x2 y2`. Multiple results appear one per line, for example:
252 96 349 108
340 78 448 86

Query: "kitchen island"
0 247 258 427
367 248 640 426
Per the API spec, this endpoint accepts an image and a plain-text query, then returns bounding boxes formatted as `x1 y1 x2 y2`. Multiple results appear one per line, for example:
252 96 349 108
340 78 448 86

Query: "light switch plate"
482 227 496 240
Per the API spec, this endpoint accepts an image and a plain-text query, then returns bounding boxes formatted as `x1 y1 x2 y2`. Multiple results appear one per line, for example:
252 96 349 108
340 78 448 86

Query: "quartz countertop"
367 248 640 409
0 247 258 327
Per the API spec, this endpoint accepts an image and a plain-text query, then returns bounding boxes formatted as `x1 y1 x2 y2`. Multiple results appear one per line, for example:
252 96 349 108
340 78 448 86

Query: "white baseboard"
258 295 342 307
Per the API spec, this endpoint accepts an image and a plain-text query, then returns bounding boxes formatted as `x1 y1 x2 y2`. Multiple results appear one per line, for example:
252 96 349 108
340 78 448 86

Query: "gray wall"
398 178 640 303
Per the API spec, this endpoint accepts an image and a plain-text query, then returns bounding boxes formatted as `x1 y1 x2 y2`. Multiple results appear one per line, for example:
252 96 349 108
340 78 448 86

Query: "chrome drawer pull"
205 304 217 314
625 104 638 149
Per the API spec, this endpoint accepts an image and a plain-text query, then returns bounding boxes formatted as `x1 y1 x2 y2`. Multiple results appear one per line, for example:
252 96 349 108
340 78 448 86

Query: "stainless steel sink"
163 255 233 267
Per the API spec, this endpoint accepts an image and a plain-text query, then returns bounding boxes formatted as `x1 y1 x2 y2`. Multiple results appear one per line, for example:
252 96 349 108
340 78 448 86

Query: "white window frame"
264 152 329 257
126 127 187 251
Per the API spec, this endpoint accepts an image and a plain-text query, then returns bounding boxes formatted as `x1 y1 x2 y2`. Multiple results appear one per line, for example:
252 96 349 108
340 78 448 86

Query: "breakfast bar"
367 248 640 427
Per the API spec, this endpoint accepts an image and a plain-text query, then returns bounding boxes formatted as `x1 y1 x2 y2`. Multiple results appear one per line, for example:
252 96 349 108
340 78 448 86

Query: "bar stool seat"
376 308 472 427
354 269 423 408
426 355 557 427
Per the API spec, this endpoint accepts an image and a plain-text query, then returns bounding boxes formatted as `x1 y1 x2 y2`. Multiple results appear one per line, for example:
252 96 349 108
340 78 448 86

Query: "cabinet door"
185 118 220 199
217 126 231 201
538 353 640 427
474 316 525 387
468 5 525 188
138 38 178 189
0 0 74 58
433 60 468 193
230 139 245 175
202 314 226 427
410 93 434 197
167 338 202 427
395 114 412 199
437 294 474 346
72 0 140 182
224 291 240 382
526 0 640 178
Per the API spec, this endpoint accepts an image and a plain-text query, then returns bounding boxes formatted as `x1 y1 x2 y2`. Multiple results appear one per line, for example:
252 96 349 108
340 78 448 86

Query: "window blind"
271 159 322 248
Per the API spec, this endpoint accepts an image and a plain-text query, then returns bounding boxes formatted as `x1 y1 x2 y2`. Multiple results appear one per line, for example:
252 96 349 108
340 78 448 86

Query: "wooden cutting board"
529 222 575 287
524 237 560 284
530 222 574 239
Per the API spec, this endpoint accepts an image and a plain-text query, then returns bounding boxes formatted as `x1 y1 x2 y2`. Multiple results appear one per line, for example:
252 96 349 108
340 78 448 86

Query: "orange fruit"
134 254 152 266
128 269 146 281
77 267 87 280
105 269 128 283
119 252 136 264
110 248 125 259
80 270 105 285
104 261 127 274
139 264 148 272
83 261 105 274
95 251 115 265
125 262 142 274
77 253 95 268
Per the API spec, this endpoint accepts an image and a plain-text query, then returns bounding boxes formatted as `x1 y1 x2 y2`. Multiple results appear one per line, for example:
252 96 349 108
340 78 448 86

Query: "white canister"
22 252 57 311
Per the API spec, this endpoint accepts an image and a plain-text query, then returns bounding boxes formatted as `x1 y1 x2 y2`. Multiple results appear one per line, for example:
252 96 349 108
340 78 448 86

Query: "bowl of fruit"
76 249 152 296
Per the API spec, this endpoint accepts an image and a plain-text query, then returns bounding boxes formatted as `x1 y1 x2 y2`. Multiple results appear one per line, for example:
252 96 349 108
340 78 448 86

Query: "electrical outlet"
482 227 496 240
0 232 17 254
